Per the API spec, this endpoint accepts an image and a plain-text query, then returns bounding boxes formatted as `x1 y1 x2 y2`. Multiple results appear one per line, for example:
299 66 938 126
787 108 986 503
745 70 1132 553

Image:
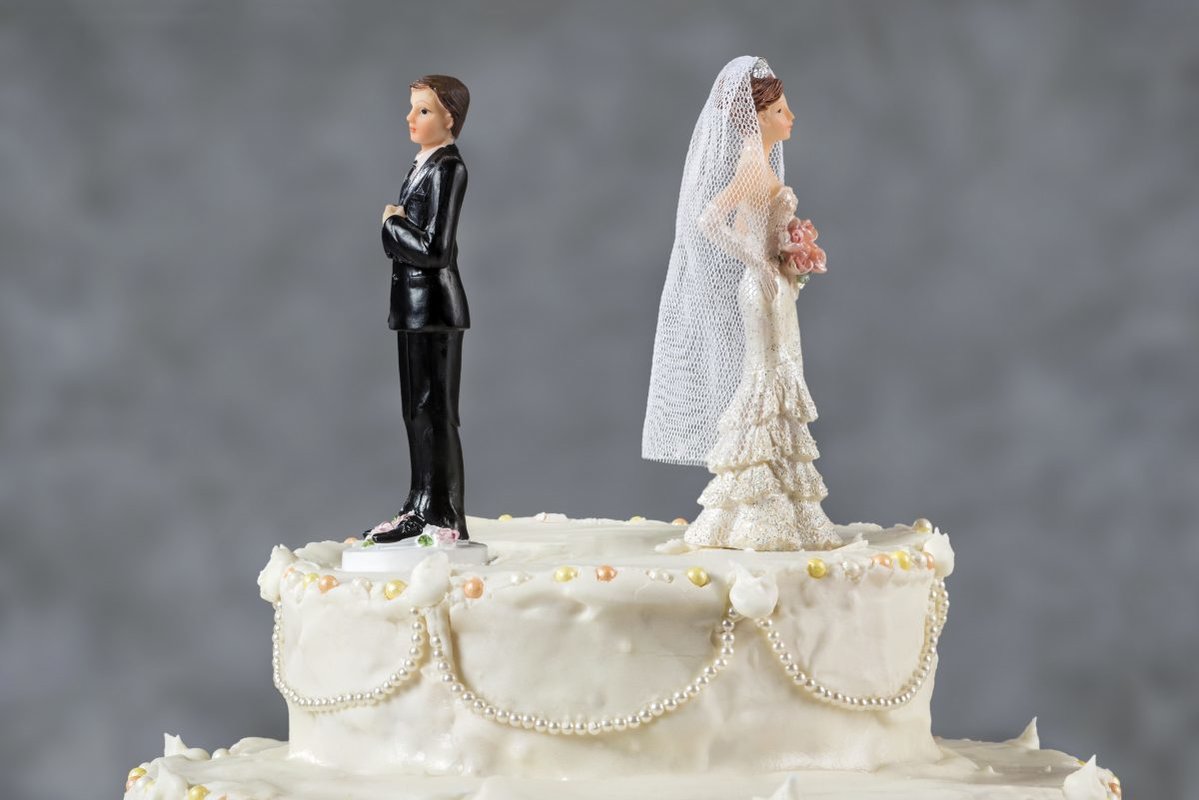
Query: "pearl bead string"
271 602 427 711
433 608 741 735
272 578 948 720
755 578 949 710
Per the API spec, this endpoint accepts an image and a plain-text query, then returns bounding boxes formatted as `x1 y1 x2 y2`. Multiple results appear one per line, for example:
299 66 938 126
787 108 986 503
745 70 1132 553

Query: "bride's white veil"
642 56 784 466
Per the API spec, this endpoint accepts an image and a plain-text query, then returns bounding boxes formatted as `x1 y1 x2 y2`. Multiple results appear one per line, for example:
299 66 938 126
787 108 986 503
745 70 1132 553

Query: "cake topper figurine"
643 56 839 551
366 74 472 544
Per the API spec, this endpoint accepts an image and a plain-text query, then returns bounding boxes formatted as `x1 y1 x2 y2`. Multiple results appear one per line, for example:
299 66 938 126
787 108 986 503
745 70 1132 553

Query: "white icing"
654 537 693 554
922 530 955 578
124 736 1119 800
1062 756 1110 800
1009 716 1041 749
264 517 953 778
755 775 804 800
162 733 209 761
257 546 297 604
405 551 452 606
120 517 1124 800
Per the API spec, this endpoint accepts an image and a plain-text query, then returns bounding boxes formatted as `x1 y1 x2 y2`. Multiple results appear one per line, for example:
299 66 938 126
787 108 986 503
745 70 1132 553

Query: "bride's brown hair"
751 75 784 112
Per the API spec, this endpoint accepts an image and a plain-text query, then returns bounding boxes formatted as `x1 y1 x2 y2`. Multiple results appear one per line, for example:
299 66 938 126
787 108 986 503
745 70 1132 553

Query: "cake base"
123 734 1121 800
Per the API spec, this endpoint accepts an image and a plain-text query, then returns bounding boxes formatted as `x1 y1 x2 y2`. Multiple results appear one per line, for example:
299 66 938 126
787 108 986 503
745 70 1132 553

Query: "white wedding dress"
684 186 840 551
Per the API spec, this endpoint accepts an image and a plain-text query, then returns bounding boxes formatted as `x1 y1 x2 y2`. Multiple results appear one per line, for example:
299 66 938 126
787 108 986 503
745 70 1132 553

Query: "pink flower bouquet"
779 217 827 280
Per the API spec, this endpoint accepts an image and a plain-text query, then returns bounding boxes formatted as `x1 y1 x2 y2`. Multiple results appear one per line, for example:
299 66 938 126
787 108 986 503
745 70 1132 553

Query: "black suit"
381 144 470 539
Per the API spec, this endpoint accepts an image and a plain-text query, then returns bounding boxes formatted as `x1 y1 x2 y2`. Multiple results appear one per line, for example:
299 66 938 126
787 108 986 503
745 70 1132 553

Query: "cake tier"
122 730 1123 799
256 516 957 779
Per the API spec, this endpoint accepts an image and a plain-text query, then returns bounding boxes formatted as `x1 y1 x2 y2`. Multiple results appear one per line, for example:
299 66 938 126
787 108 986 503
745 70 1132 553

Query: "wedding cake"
121 515 1121 800
122 57 1120 800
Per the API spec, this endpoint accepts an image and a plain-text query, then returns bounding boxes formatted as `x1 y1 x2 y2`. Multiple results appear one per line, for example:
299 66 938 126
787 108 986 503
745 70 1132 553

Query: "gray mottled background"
2 1 1197 797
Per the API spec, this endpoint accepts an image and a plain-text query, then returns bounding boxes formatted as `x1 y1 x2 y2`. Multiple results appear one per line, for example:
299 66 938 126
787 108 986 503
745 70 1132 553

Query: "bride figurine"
642 56 840 551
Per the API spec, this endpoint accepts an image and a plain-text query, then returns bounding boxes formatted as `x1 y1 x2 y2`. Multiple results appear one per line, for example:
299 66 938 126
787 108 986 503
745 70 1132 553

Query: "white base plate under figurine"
341 538 489 572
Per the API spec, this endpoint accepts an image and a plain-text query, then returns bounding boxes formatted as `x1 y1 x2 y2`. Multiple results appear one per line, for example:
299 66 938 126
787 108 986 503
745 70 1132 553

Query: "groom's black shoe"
363 509 423 543
391 512 428 541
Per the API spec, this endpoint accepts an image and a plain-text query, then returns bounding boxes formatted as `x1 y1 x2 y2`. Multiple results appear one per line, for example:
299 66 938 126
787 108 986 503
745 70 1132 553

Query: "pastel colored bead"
912 518 934 534
872 554 893 569
187 787 210 800
923 552 937 570
498 513 513 521
629 515 646 523
807 558 829 579
686 566 710 587
318 575 339 594
125 767 147 791
554 566 579 583
343 536 358 544
595 565 618 582
463 577 485 599
303 572 319 585
383 580 407 600
671 517 689 525
893 551 913 570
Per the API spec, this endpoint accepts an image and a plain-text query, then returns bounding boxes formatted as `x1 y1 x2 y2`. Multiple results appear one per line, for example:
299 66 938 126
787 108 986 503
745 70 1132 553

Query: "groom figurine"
369 75 471 543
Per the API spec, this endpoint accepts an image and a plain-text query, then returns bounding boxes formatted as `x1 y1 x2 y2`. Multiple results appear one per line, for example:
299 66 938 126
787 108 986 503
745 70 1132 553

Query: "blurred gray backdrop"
2 1 1197 798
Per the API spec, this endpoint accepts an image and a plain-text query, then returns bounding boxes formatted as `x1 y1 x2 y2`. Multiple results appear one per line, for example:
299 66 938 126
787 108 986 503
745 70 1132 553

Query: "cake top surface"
258 515 954 609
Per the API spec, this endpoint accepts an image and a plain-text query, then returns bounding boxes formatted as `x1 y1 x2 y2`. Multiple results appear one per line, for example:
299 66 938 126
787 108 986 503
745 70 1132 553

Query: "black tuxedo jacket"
382 144 470 331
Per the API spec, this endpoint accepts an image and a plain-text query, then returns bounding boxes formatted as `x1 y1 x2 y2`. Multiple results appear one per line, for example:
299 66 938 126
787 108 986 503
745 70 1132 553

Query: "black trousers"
397 330 468 539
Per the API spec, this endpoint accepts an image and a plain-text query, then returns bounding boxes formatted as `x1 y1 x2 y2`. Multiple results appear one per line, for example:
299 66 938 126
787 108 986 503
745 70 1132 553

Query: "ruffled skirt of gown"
685 272 839 551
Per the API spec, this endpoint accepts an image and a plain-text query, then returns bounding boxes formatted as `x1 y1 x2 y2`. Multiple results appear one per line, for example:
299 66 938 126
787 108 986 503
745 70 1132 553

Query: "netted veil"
642 56 784 465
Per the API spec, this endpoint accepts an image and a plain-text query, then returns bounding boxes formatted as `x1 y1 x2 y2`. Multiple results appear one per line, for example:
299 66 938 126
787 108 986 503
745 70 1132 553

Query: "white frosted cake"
122 515 1122 799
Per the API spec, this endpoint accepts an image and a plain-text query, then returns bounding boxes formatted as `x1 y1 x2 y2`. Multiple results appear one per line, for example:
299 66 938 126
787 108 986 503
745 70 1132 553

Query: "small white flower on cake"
729 562 779 619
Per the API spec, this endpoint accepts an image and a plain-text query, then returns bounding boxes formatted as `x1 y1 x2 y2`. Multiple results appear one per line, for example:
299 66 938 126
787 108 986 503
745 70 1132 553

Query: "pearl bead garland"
270 577 950 723
755 578 949 710
271 603 426 712
436 607 742 735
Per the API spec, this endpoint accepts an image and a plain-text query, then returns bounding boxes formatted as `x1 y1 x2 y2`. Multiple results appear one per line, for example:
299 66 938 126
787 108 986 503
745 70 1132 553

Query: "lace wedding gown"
685 186 840 551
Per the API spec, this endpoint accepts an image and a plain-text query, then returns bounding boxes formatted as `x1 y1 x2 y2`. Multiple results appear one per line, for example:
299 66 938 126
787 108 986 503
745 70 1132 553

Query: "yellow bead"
383 579 407 600
671 517 688 525
629 515 646 523
595 565 617 582
462 577 485 599
553 566 579 583
913 518 934 534
303 572 319 586
187 787 210 800
807 558 828 579
894 551 913 570
318 575 339 593
498 513 513 521
686 566 710 587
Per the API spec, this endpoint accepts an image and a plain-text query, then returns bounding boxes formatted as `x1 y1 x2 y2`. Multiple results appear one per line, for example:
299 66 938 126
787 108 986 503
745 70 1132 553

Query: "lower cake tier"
123 731 1123 799
256 516 957 778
